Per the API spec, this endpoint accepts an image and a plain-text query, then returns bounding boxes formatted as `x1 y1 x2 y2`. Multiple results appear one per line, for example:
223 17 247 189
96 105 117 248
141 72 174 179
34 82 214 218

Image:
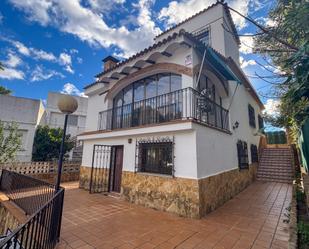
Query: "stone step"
257 173 293 180
258 169 293 174
257 177 293 184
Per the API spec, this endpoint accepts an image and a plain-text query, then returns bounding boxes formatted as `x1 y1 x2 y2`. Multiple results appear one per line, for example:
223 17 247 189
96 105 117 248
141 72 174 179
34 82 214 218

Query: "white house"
0 95 44 162
43 92 88 138
78 2 265 218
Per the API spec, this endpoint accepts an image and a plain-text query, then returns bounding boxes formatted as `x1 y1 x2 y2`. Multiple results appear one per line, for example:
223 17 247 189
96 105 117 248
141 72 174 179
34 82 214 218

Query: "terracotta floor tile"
56 181 292 249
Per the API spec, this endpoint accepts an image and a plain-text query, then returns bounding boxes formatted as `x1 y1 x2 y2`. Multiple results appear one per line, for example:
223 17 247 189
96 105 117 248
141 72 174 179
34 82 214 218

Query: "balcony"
98 87 230 132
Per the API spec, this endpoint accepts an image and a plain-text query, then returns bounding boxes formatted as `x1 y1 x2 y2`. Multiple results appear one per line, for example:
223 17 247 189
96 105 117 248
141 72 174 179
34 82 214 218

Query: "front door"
111 146 123 193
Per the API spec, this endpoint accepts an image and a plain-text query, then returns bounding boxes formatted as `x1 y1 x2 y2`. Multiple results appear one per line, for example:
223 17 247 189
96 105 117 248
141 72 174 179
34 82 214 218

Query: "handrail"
98 87 230 132
0 170 65 249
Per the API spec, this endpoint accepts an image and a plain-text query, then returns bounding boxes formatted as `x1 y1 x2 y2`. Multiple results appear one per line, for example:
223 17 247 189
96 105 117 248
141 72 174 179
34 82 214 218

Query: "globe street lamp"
55 95 78 191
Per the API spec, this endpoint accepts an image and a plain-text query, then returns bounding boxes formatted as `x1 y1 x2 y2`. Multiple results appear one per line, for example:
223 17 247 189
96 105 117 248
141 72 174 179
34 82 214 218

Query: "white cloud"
59 53 72 65
8 0 161 58
59 53 74 74
239 35 254 54
88 0 126 13
31 48 57 61
77 57 83 64
240 56 256 68
158 0 250 30
9 0 52 25
4 53 22 68
61 83 86 97
69 48 79 54
30 65 64 82
0 67 24 80
12 41 31 56
263 99 280 116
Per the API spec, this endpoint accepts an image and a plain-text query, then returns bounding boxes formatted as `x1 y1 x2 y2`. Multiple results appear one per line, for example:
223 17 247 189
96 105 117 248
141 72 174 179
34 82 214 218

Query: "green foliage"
0 85 12 95
0 121 22 163
298 221 309 249
255 0 309 130
32 125 74 162
265 130 287 144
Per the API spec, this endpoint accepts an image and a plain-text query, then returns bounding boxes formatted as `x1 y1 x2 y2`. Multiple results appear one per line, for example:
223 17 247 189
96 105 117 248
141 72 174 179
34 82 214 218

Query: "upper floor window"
113 73 182 106
248 104 256 128
195 29 210 46
258 114 264 130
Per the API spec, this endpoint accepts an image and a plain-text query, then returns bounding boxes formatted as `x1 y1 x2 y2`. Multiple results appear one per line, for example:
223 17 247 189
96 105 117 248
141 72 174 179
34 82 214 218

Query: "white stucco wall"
80 123 198 179
195 81 262 179
155 4 239 63
0 95 44 162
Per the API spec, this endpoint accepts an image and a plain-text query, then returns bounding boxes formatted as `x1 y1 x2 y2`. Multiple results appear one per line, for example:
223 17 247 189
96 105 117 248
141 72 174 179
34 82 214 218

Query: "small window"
237 140 249 170
250 144 258 163
258 115 264 130
195 29 210 46
68 115 78 126
248 104 256 128
136 138 174 176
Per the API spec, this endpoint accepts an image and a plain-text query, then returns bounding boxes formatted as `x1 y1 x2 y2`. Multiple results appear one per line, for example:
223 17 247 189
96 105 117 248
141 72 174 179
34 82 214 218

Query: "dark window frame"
237 140 249 170
250 144 259 163
258 114 264 130
248 104 256 128
135 137 175 176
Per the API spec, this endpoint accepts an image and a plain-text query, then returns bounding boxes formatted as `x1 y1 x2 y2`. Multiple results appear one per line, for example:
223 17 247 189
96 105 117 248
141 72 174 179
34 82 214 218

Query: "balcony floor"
57 181 292 249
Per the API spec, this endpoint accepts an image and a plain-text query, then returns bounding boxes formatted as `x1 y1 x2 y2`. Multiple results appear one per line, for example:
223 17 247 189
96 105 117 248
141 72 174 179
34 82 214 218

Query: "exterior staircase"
257 147 294 183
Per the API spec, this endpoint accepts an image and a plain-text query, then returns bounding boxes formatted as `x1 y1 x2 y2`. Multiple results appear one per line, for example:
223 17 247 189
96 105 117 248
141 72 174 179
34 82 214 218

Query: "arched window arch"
113 73 182 107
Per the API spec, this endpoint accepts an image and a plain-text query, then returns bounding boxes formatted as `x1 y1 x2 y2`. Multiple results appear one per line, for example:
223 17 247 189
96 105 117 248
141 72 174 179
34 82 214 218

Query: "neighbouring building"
41 92 88 161
43 92 88 137
78 1 265 218
0 95 44 162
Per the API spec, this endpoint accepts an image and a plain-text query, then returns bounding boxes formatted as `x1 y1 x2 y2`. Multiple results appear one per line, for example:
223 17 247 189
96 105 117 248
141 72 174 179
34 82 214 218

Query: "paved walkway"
57 181 292 249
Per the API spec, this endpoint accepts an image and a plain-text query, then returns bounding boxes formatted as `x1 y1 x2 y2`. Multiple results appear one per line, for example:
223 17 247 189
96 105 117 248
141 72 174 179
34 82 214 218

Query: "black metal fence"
98 87 230 132
0 170 55 215
0 170 64 249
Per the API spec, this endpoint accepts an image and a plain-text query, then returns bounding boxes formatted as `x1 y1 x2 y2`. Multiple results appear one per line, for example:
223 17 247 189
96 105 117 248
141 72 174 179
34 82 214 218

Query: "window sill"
135 172 174 178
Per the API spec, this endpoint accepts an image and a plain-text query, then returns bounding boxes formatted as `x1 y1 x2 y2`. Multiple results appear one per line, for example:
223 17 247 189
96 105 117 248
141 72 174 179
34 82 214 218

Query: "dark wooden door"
112 146 123 192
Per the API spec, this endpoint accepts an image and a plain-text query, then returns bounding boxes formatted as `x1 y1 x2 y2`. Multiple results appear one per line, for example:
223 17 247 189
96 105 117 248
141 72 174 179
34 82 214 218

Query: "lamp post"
55 95 78 192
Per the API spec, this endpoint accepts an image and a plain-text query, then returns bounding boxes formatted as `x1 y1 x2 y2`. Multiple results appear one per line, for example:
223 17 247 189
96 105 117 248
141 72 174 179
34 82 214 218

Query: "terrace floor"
57 181 292 249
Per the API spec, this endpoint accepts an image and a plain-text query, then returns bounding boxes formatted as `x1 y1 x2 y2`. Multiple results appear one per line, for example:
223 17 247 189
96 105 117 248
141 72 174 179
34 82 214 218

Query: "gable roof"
155 1 240 45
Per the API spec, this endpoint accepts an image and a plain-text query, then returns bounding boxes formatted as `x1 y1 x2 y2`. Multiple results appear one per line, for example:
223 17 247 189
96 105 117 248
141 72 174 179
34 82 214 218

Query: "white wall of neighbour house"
80 123 198 179
0 95 44 162
155 4 239 63
196 81 262 179
44 92 88 137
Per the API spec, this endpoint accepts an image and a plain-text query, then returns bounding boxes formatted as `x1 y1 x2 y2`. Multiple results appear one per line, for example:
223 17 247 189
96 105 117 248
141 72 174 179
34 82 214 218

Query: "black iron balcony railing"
98 87 230 132
0 170 64 249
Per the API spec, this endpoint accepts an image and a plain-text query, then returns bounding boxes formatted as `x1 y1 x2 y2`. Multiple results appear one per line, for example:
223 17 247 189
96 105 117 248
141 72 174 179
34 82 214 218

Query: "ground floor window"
250 144 259 163
136 137 174 176
237 140 249 170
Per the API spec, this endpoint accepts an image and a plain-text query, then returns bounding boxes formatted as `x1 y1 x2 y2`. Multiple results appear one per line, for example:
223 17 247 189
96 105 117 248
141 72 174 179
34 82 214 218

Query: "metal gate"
89 145 114 193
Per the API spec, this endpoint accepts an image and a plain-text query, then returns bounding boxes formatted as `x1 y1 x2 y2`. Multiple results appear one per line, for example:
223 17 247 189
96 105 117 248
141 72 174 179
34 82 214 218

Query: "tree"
0 86 12 95
226 0 309 134
0 121 22 163
32 125 75 161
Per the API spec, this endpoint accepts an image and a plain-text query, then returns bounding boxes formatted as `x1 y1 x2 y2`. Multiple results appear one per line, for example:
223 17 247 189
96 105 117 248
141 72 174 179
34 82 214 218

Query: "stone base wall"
79 166 109 192
121 172 200 218
198 164 257 216
79 164 257 218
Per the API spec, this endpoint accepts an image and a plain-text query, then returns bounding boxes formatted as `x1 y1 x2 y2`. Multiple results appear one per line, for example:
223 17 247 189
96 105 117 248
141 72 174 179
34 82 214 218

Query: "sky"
0 0 280 116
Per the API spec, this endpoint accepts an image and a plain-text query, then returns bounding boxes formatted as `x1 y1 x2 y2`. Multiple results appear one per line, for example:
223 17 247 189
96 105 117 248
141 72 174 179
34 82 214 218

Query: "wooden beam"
145 60 155 64
161 51 172 57
120 72 129 76
133 66 141 70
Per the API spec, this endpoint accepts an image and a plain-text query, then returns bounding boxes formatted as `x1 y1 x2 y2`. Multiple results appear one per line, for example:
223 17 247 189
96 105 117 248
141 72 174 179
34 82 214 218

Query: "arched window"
113 73 182 106
112 73 182 128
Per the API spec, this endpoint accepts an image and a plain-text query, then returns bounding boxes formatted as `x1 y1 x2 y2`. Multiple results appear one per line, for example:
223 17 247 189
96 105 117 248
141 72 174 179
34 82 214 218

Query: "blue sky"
0 0 280 115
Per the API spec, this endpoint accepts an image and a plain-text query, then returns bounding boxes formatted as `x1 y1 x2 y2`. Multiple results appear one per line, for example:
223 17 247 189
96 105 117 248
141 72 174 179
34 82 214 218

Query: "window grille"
248 104 256 128
250 144 259 163
237 140 249 170
135 137 174 176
